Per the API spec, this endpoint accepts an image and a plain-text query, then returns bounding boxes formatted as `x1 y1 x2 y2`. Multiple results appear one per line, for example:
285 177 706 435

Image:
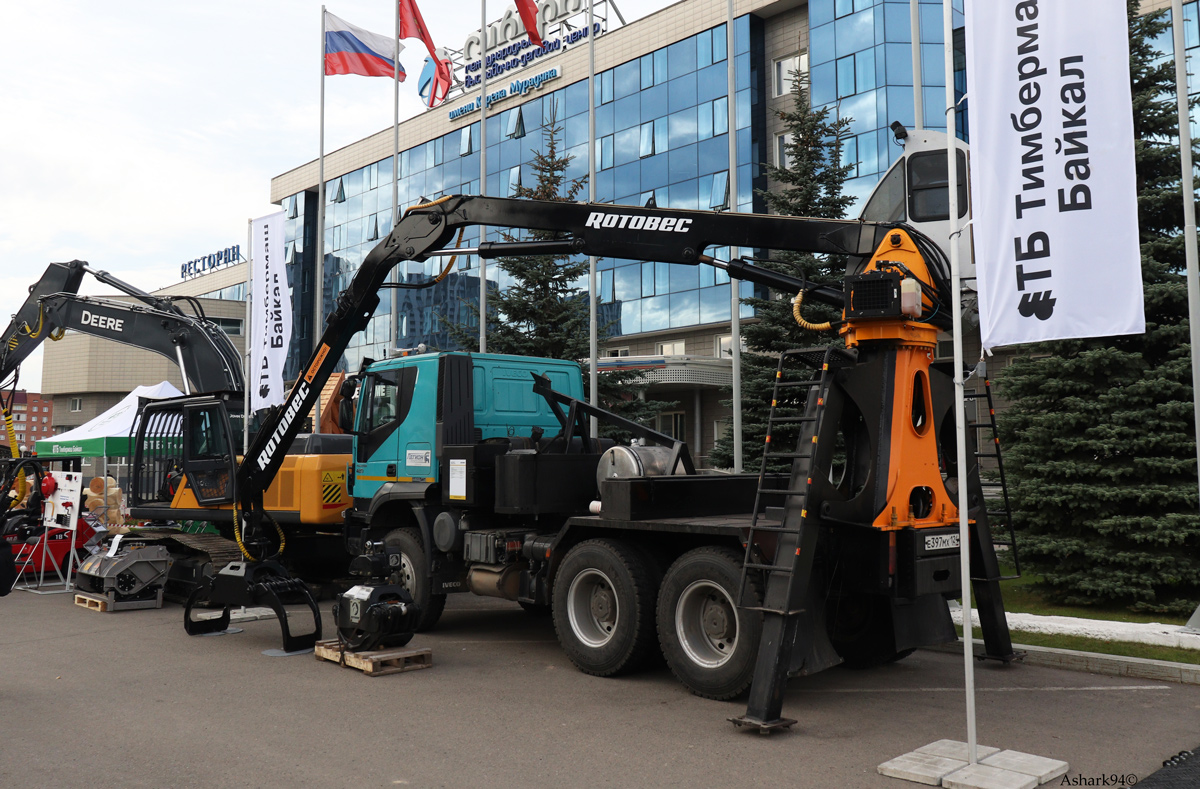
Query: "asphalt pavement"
2 590 1197 788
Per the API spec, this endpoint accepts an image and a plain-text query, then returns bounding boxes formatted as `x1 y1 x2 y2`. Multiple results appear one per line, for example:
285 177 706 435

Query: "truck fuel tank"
596 445 687 492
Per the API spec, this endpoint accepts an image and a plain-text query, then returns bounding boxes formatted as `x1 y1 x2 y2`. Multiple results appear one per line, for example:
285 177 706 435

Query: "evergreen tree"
445 120 665 435
996 2 1200 614
709 75 854 470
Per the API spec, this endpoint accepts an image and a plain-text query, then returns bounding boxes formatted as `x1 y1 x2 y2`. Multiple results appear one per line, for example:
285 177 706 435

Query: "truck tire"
657 546 763 700
552 538 657 677
383 528 446 632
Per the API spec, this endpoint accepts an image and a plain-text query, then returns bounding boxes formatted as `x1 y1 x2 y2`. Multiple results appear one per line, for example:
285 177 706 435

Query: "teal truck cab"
343 351 594 627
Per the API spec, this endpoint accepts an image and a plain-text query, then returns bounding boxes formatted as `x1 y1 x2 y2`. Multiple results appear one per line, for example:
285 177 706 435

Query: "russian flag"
325 12 405 79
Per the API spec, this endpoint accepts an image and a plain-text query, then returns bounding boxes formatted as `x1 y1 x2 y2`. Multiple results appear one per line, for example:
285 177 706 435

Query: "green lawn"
985 562 1191 626
947 561 1199 664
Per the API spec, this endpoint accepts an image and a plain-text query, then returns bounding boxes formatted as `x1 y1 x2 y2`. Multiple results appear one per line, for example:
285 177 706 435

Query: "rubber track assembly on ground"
124 531 243 567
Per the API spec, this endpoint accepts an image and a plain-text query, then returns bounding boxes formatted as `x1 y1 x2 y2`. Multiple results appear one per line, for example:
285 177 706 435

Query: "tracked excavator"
0 261 348 624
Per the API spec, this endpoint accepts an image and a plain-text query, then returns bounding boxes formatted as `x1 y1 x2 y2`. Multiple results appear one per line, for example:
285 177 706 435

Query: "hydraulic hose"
233 501 286 562
792 290 833 332
2 409 26 504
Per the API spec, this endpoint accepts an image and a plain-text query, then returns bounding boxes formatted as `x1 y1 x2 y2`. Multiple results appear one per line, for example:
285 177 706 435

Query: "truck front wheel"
552 539 657 677
383 527 446 632
657 546 762 700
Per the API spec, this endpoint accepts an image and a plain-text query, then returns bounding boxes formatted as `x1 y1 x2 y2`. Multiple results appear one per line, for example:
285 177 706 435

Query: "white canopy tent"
34 383 184 488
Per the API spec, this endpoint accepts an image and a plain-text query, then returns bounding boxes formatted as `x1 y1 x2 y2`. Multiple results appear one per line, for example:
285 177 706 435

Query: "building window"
605 348 630 357
596 134 614 171
32 406 38 413
459 125 474 156
657 412 686 443
42 417 47 424
776 134 791 169
715 334 746 357
505 107 525 139
709 170 730 210
507 166 522 196
773 52 807 98
657 340 686 356
210 317 243 336
70 398 82 412
836 55 856 100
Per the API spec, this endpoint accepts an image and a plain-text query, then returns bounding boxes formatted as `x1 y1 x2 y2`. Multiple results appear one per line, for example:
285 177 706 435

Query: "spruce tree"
445 120 664 435
996 2 1200 614
709 75 854 470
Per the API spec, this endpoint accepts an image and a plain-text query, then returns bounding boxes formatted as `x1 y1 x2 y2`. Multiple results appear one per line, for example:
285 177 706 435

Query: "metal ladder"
964 377 1020 581
736 347 846 612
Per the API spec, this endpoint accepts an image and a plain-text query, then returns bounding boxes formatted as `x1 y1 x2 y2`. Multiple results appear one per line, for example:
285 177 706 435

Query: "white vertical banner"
250 211 290 412
965 0 1144 350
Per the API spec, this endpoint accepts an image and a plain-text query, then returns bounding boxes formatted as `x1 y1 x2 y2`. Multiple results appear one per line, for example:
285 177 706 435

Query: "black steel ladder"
964 377 1020 582
732 346 854 732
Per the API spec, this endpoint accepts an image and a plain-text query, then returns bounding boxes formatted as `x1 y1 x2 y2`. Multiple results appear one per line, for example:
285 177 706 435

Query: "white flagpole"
243 218 252 454
315 5 326 431
479 0 488 353
588 0 598 435
945 0 977 765
727 0 742 472
1171 0 1200 510
911 0 923 130
392 6 402 349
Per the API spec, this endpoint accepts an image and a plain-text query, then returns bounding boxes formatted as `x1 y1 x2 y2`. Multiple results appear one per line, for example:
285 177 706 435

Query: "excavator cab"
133 395 239 509
858 127 972 282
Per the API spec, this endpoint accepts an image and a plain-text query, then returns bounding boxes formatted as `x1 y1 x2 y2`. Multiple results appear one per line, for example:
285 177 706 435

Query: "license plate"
924 533 960 551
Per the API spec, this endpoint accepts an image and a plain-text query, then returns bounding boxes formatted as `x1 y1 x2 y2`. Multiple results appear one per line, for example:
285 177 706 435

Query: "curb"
924 638 1200 686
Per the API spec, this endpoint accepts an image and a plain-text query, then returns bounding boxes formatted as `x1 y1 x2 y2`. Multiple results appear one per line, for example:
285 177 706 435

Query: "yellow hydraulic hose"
3 409 26 503
792 290 833 332
232 501 286 561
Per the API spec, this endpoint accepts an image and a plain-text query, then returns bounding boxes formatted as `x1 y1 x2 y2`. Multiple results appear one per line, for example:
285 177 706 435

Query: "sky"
1 0 681 391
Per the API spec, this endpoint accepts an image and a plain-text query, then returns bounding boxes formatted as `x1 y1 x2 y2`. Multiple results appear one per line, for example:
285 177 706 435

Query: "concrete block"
980 751 1069 783
915 740 1001 762
942 763 1036 789
877 752 966 786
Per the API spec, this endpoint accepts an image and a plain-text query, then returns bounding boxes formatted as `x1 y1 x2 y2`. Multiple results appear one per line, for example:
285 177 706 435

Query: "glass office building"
274 0 1196 460
271 0 966 460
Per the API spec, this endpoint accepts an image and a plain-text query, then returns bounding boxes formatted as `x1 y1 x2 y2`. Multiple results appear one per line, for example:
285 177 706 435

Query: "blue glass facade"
283 16 765 376
808 0 964 206
1156 1 1200 141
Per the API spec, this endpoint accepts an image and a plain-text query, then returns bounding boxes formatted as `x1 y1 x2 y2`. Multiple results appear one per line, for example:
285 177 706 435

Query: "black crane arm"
0 261 87 387
0 260 243 394
38 294 244 394
237 194 918 510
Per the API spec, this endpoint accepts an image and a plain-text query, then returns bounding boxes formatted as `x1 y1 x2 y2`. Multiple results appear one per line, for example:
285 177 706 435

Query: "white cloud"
1 0 681 393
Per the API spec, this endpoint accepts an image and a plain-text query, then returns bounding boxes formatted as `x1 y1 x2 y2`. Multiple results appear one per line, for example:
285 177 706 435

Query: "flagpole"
945 0 977 765
727 0 742 472
392 6 402 350
588 0 598 435
479 0 488 354
1171 0 1200 513
315 5 327 432
244 218 252 454
911 0 923 130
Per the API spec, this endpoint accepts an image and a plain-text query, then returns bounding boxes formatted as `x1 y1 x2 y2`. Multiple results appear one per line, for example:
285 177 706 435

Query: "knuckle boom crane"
213 182 1013 726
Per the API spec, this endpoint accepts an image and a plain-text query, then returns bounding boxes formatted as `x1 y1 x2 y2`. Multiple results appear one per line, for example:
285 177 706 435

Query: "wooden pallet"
74 593 110 613
313 639 432 677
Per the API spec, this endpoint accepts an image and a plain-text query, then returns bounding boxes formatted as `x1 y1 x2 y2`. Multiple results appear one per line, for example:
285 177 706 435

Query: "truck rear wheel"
657 546 762 700
383 528 445 632
552 539 657 677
